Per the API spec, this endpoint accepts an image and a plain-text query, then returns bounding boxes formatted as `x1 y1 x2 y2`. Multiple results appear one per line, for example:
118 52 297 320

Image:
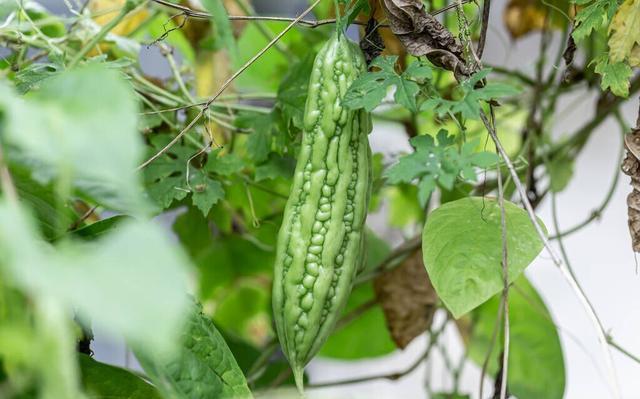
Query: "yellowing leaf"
608 0 640 63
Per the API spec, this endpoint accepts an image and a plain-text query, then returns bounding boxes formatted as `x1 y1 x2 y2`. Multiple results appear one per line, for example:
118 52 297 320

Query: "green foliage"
422 69 521 120
572 0 619 41
136 301 253 399
0 65 146 214
385 130 498 206
422 197 546 317
467 277 566 399
79 355 162 399
344 56 433 113
0 201 191 353
594 55 633 96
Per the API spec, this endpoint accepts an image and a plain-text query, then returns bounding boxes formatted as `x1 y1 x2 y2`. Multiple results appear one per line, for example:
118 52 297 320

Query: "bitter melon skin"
272 31 372 392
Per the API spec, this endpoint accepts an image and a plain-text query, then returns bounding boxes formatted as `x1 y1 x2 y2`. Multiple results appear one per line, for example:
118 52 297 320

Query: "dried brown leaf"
360 17 385 65
373 249 438 349
380 0 467 75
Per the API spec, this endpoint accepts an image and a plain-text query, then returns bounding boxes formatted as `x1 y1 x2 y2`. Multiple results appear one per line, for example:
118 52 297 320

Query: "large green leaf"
79 355 161 399
0 65 146 214
0 201 191 354
319 230 396 359
136 302 253 399
466 277 565 399
422 197 545 318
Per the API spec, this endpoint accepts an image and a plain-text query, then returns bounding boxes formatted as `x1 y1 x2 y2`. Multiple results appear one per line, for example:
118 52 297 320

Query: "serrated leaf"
136 301 253 399
190 172 225 216
344 56 429 113
79 354 162 399
422 197 546 318
466 277 565 399
608 0 640 63
143 136 194 209
572 0 619 41
594 55 632 97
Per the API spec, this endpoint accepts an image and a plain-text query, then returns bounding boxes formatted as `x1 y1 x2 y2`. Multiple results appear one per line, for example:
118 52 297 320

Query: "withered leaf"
622 114 640 252
381 0 467 76
373 249 438 349
360 17 385 65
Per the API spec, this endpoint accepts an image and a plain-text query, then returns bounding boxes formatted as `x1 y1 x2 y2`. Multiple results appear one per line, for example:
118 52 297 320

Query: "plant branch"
149 0 469 27
551 113 626 240
307 318 449 388
136 0 322 170
550 188 621 399
493 108 510 399
354 235 422 284
476 0 491 59
481 109 622 399
608 337 640 365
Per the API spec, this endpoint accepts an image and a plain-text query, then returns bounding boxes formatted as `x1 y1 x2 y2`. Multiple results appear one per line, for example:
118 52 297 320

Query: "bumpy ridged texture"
272 32 372 391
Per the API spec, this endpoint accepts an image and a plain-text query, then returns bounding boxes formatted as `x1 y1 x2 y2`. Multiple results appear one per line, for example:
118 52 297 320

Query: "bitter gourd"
272 31 372 391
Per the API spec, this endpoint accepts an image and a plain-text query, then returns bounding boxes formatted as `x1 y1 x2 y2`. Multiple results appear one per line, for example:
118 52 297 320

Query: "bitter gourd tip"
293 367 305 395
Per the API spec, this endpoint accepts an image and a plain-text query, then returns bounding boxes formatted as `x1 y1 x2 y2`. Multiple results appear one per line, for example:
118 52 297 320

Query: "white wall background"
33 0 639 397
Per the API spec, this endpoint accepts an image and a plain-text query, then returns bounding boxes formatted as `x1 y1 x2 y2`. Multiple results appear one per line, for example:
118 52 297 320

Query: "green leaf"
68 215 131 241
14 62 61 94
594 55 632 96
143 135 194 209
384 131 495 201
277 53 315 129
206 150 245 176
320 230 396 359
467 277 565 399
422 197 546 318
0 201 191 353
386 184 424 227
190 172 225 216
572 0 619 41
254 154 296 181
245 116 273 163
423 69 520 119
136 301 253 399
547 156 574 193
200 0 236 60
79 354 162 399
344 56 431 113
0 65 146 214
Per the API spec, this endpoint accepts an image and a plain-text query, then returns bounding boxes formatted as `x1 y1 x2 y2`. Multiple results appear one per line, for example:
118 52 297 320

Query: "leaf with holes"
422 197 546 318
